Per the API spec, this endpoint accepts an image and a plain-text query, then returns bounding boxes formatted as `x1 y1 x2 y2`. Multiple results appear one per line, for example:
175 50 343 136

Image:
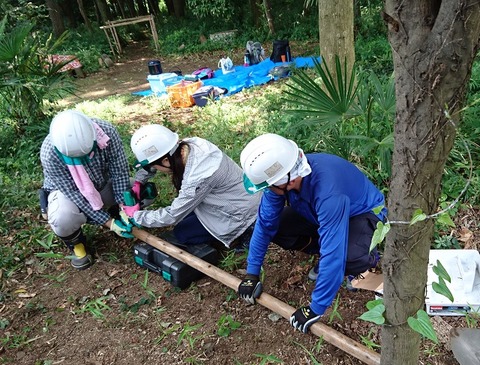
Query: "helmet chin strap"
272 172 291 206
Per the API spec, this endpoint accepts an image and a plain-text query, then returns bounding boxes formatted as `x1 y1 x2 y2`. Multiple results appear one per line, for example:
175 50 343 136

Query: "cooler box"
166 80 202 108
193 86 214 107
147 73 182 95
133 242 218 289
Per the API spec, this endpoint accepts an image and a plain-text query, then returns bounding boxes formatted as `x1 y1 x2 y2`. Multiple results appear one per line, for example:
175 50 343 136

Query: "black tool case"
133 242 218 289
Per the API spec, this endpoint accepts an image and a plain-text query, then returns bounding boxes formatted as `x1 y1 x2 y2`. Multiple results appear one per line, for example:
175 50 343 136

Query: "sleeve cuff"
246 264 262 276
310 302 327 316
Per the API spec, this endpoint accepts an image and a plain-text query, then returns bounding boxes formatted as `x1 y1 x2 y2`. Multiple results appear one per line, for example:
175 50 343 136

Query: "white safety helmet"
240 133 299 194
50 110 96 157
131 124 179 167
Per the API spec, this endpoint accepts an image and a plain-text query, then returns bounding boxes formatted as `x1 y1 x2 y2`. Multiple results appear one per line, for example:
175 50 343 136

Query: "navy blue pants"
173 212 216 245
273 207 380 276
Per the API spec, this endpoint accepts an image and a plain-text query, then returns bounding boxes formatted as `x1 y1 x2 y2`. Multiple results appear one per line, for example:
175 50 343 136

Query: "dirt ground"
1 41 478 365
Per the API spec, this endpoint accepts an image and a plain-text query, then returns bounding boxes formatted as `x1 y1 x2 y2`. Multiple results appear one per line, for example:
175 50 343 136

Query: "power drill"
124 182 158 207
140 182 157 201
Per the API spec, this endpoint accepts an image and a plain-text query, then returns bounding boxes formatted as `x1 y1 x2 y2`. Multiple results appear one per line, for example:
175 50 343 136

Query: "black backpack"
270 40 292 63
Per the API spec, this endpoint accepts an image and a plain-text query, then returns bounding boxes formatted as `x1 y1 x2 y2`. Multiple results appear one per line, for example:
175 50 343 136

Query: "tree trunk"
318 0 355 82
137 0 148 16
263 0 275 35
382 1 480 364
124 0 137 18
173 0 185 18
250 0 261 27
76 0 93 32
95 0 111 23
45 0 66 39
116 0 127 19
147 0 161 16
60 0 77 28
164 0 175 16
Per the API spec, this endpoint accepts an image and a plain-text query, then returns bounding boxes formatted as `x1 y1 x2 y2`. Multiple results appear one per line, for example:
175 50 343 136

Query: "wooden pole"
132 228 381 365
148 15 159 52
102 28 117 59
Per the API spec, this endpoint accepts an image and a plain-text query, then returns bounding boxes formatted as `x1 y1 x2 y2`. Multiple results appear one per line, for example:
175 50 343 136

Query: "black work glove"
238 274 263 304
290 306 321 333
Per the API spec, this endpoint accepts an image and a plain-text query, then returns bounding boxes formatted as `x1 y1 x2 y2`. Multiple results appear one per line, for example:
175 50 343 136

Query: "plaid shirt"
40 118 130 225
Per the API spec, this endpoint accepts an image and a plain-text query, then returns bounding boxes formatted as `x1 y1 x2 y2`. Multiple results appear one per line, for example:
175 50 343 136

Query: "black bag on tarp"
270 40 292 63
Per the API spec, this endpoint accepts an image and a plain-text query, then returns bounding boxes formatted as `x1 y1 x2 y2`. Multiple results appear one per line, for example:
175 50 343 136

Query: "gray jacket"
134 137 261 247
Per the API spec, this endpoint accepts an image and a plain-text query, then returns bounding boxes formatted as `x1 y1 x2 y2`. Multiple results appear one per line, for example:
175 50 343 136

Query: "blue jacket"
246 153 387 315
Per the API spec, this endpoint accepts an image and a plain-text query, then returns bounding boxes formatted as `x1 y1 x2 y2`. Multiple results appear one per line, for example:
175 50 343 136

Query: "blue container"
147 73 181 94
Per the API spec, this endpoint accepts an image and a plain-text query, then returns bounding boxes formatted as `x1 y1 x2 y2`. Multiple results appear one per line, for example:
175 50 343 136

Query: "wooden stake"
132 228 381 365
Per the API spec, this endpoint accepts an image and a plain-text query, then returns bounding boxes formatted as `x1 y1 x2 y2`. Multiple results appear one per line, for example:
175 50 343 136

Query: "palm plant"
0 16 76 133
282 55 395 184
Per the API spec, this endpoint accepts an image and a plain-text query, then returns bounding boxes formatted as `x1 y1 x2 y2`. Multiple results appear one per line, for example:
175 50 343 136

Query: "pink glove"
121 203 140 218
131 181 142 200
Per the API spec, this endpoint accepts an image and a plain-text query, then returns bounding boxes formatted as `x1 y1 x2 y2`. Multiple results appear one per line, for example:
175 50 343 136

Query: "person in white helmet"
40 110 140 270
237 133 387 334
126 124 261 249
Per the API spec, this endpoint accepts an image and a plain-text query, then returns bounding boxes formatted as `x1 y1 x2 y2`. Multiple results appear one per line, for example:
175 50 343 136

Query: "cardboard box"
147 73 181 94
426 249 480 316
350 270 384 299
166 80 202 108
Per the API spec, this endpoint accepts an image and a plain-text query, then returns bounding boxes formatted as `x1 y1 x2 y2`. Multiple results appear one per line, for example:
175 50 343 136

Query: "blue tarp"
133 56 321 98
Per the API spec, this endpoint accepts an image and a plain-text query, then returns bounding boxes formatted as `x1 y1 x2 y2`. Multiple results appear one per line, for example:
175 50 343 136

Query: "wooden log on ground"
132 227 381 365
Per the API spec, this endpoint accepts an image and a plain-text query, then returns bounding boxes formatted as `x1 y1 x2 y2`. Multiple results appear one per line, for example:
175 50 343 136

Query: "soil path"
66 41 240 102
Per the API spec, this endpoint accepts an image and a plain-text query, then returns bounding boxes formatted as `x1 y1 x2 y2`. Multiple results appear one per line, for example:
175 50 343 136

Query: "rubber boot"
59 229 93 270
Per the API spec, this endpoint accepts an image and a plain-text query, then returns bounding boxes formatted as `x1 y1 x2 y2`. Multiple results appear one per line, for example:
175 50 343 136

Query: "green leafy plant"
75 296 111 319
0 16 75 132
225 289 237 302
217 314 241 337
464 307 480 328
141 270 157 299
35 232 64 260
177 322 204 349
328 294 343 324
284 55 360 131
359 329 381 350
359 299 438 343
118 296 152 313
431 260 454 302
358 299 385 325
293 340 323 364
0 326 32 349
254 353 283 364
154 323 180 344
0 318 10 330
219 249 248 271
40 272 67 283
283 57 394 183
407 310 438 343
